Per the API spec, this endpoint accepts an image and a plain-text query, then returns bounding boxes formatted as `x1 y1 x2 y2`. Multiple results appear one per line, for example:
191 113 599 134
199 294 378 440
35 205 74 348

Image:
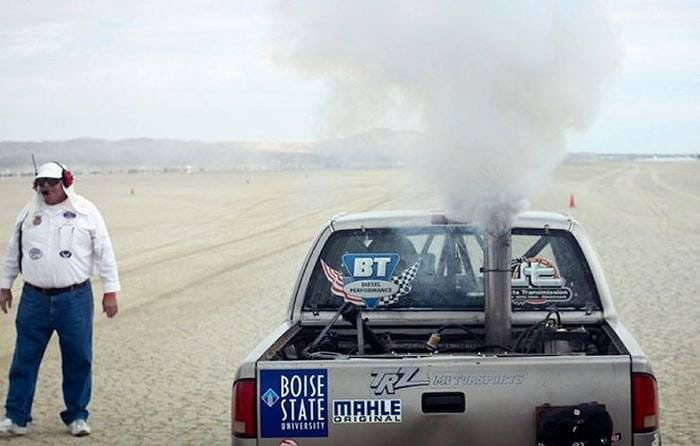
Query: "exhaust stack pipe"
484 231 512 347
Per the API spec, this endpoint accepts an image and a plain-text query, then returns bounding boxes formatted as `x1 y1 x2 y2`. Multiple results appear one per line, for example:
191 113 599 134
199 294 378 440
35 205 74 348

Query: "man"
0 162 120 437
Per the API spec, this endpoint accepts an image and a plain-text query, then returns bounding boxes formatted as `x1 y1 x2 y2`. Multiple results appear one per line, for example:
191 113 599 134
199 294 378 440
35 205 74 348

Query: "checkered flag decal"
380 258 422 306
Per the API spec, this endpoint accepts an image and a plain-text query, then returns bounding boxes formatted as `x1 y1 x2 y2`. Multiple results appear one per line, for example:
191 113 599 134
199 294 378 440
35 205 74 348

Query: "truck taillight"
632 373 659 433
232 379 256 438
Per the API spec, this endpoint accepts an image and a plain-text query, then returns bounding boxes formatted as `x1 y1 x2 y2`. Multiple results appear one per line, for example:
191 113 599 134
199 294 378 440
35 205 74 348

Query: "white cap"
35 162 64 179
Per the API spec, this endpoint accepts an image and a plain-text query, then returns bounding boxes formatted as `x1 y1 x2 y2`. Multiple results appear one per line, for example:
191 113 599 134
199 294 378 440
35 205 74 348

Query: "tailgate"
256 355 632 446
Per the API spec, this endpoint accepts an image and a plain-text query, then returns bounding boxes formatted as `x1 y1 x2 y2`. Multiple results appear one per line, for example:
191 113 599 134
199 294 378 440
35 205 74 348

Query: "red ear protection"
62 168 74 188
53 161 74 188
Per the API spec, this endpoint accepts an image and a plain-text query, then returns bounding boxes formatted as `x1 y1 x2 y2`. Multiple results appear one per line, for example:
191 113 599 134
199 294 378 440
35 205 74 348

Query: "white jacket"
1 189 121 293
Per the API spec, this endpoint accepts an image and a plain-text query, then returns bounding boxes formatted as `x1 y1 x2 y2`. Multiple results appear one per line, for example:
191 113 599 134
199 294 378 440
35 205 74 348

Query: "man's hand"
102 292 118 318
0 288 13 314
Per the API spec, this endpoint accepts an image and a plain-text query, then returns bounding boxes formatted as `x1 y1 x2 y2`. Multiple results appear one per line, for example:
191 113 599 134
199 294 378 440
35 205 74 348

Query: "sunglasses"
34 177 62 187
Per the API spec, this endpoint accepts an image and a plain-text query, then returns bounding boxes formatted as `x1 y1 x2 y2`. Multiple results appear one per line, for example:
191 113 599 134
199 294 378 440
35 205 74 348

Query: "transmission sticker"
260 369 328 438
320 254 420 309
511 257 572 304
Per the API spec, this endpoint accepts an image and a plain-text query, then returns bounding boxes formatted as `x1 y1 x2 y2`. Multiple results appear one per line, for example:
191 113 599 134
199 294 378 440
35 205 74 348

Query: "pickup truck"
232 211 661 446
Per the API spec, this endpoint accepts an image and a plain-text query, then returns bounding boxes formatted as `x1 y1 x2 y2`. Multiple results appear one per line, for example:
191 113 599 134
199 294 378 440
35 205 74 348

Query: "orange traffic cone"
569 194 576 208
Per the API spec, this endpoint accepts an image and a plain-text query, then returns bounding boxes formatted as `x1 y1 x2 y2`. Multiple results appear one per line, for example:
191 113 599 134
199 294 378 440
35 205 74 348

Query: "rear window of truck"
303 227 601 312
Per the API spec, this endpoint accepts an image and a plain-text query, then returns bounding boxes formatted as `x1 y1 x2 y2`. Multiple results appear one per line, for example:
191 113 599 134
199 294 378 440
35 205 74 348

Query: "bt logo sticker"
342 254 399 280
339 254 402 309
321 253 420 310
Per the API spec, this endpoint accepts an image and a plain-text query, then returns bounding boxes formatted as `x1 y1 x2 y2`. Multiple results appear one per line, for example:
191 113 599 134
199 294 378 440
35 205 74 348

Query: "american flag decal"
320 259 363 305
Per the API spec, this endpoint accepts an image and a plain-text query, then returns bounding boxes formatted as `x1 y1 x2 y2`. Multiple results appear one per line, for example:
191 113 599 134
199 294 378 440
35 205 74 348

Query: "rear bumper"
233 431 661 445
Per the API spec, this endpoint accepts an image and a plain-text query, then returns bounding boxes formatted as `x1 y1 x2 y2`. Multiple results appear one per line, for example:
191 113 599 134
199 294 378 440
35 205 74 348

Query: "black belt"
25 280 90 296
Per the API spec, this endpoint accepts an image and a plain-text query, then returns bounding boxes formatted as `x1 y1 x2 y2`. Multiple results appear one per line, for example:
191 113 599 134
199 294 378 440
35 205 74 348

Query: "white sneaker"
68 419 91 437
0 417 27 436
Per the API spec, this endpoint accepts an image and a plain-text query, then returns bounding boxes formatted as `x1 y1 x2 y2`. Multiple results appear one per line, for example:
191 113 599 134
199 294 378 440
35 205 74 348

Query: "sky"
0 0 698 154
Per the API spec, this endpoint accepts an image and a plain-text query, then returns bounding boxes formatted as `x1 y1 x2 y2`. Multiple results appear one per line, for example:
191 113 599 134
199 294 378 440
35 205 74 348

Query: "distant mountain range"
0 129 421 172
0 129 696 173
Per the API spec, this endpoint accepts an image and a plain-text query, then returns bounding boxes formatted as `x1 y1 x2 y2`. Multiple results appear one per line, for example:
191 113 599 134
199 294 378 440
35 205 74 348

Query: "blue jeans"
4 281 93 426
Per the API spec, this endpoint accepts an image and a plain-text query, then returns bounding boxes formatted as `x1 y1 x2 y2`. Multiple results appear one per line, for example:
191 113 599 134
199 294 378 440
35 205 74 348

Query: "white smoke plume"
271 1 620 234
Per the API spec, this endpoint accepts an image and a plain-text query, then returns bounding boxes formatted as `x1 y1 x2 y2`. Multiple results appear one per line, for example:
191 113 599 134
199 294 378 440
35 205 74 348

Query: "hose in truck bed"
513 310 561 353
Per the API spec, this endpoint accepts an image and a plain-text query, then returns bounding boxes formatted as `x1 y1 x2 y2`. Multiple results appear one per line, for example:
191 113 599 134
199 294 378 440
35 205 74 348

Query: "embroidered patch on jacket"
28 248 43 260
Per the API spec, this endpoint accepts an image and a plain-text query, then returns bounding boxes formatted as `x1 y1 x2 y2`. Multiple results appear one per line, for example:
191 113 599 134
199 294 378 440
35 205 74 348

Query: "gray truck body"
232 211 661 446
